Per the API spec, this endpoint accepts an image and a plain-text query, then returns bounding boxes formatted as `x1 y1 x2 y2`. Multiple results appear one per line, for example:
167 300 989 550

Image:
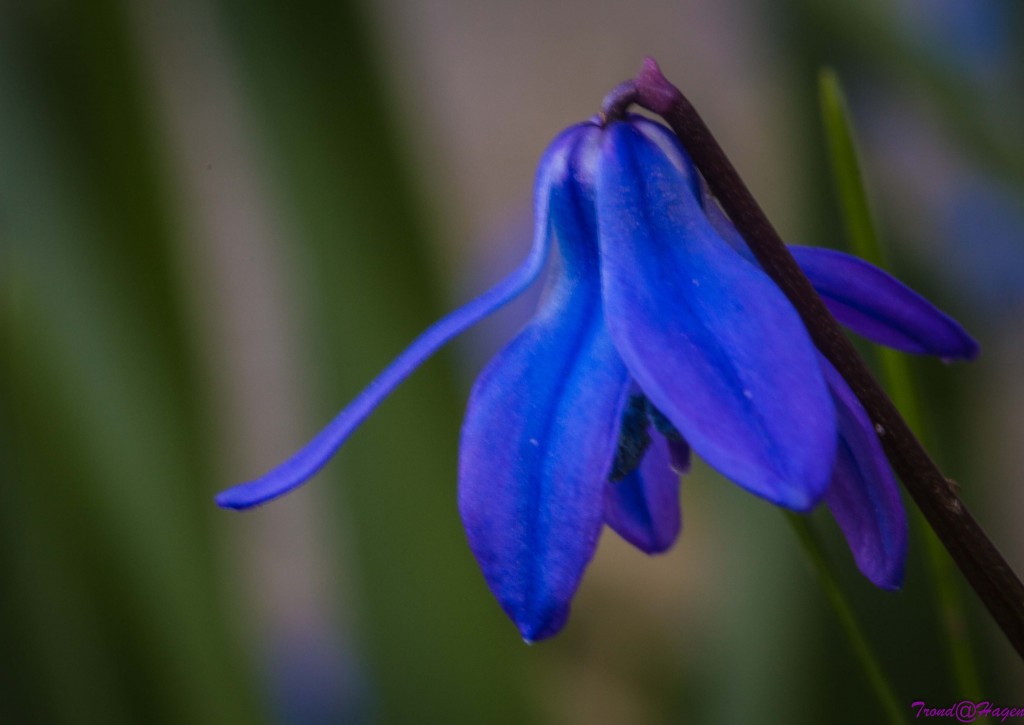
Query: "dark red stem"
622 58 1024 660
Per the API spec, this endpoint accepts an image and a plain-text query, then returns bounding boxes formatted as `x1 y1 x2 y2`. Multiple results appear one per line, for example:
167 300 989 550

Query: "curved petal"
604 432 683 554
216 125 587 510
596 122 836 510
820 359 907 589
791 246 979 360
458 173 630 642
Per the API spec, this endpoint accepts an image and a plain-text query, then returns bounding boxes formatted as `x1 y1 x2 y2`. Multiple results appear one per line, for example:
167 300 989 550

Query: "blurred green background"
2 0 1022 723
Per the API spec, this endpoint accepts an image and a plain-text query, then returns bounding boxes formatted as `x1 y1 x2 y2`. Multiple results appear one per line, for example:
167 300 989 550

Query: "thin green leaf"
819 67 982 700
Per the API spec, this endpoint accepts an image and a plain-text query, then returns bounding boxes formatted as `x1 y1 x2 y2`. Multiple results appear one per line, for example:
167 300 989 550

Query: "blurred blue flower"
895 0 1014 81
946 174 1024 315
218 116 977 641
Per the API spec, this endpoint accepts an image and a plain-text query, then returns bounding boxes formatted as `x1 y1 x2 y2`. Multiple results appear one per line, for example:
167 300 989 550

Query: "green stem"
818 68 983 698
786 513 909 725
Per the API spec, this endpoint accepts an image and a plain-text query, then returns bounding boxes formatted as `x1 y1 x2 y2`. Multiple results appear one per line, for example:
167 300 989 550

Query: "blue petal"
604 431 683 554
458 172 630 642
216 125 588 510
820 358 907 589
596 121 836 510
790 246 979 360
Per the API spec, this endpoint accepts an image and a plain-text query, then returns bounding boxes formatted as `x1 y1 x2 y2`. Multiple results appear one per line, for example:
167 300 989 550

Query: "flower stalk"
613 58 1024 660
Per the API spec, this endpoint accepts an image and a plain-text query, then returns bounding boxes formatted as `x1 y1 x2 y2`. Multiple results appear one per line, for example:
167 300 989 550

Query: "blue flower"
218 115 978 641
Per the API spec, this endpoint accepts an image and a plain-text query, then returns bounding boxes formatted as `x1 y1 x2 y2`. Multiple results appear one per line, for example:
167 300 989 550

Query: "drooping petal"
791 246 979 360
458 298 629 642
596 121 836 511
820 358 907 589
458 159 630 642
604 432 682 554
216 125 588 510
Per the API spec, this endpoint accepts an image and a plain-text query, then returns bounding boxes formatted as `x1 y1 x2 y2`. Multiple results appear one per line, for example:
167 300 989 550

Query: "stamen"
608 394 652 482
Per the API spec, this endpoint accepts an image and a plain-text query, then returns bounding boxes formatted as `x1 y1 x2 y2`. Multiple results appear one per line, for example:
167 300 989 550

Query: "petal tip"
514 605 569 643
754 469 830 513
787 499 818 515
643 536 677 556
612 522 678 555
951 335 981 362
862 520 908 591
214 482 264 510
866 560 906 591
